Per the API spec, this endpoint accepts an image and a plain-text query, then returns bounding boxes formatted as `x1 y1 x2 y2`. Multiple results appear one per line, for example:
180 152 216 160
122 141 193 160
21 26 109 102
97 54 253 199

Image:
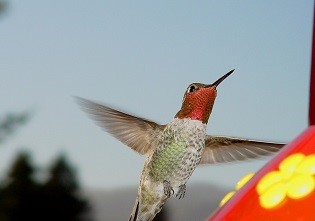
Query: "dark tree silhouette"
0 151 41 221
0 112 30 144
41 154 89 221
0 0 8 18
0 152 90 221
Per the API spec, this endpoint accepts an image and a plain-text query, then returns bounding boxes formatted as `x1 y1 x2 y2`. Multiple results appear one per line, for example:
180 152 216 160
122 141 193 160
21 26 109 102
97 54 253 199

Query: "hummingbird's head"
175 69 234 124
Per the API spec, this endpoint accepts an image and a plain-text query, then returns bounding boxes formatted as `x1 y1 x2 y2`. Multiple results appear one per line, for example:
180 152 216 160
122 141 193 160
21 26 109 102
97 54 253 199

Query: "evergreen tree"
0 152 90 221
0 112 30 144
41 154 89 221
0 151 40 221
0 0 8 18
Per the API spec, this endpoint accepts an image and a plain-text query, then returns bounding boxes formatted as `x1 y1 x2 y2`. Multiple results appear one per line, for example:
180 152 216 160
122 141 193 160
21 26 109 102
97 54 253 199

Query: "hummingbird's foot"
163 180 174 197
176 184 186 199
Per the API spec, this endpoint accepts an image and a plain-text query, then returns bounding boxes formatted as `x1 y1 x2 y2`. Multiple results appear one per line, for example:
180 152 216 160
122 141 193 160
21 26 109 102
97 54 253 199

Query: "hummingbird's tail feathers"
128 193 168 221
199 135 286 164
129 199 139 221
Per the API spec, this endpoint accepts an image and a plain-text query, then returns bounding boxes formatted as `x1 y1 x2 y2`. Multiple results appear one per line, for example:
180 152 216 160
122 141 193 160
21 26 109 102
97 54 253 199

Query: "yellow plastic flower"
257 153 315 209
219 173 254 207
235 173 255 190
219 191 235 207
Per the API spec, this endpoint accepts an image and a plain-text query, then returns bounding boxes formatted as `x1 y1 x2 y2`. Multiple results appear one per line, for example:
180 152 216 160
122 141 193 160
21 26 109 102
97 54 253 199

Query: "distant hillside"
84 183 229 221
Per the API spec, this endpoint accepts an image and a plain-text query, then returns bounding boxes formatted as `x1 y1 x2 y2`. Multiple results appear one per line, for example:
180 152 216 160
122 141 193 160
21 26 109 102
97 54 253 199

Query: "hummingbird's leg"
176 184 186 199
163 180 174 197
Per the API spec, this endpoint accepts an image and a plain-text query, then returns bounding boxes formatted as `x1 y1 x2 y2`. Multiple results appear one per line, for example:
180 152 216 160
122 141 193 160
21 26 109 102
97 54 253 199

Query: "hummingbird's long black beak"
207 69 235 88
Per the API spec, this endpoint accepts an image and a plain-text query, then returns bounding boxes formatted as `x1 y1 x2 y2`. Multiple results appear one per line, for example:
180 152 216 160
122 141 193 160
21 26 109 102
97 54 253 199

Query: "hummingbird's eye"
187 84 198 93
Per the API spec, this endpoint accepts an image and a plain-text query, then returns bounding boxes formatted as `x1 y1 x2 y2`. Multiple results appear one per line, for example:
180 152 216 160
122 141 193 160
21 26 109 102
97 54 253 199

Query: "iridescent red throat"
175 87 217 124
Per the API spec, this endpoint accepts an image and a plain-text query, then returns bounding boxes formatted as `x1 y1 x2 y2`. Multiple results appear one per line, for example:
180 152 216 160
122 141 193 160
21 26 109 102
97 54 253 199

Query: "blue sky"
1 1 314 190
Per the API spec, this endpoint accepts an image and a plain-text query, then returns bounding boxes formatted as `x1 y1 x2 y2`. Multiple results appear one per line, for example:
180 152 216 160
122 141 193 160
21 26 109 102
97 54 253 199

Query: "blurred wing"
199 135 285 164
76 97 164 155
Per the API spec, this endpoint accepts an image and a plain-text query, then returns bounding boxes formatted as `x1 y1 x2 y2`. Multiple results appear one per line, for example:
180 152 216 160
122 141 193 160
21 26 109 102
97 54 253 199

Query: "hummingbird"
76 69 284 221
